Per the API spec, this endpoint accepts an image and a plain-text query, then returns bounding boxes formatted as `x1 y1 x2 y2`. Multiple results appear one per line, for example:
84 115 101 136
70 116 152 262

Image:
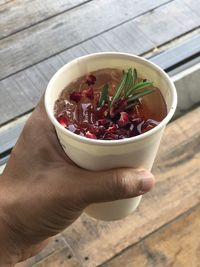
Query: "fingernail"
138 170 155 193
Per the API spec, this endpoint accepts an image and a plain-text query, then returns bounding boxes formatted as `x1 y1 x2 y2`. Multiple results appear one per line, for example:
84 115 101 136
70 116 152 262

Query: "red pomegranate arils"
86 74 96 86
69 91 82 103
118 99 127 112
84 87 94 100
86 131 97 139
118 112 130 127
89 125 99 135
96 105 108 118
131 118 143 125
104 133 118 140
142 124 154 133
98 118 110 125
109 105 117 118
98 125 106 134
110 99 128 118
141 119 158 133
54 68 165 140
107 124 118 133
57 116 68 128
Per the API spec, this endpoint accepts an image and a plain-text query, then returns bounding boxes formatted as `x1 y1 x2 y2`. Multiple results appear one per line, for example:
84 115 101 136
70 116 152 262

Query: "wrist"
0 174 20 266
0 224 19 267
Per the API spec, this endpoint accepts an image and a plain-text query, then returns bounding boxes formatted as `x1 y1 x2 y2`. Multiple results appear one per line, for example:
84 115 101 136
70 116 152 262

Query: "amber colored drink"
54 68 167 140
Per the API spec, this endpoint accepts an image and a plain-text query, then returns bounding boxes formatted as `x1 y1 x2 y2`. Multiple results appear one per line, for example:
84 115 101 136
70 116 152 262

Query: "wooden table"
0 0 200 266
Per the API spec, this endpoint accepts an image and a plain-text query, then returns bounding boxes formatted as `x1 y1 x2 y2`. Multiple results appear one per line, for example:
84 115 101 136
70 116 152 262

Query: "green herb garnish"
98 68 154 111
98 84 109 107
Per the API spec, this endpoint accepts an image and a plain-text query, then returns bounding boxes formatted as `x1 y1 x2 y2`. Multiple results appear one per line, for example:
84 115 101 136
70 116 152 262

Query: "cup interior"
45 52 177 143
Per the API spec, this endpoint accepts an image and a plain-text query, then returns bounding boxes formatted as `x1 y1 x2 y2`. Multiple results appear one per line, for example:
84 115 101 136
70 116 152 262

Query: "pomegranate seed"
142 124 154 133
86 131 97 139
86 74 96 86
69 91 82 103
131 118 143 125
57 116 68 128
118 99 127 112
89 125 99 135
118 112 130 127
104 133 118 140
98 118 110 125
98 125 106 134
84 87 94 100
107 124 118 133
141 119 158 133
96 105 108 118
109 104 117 118
110 99 128 118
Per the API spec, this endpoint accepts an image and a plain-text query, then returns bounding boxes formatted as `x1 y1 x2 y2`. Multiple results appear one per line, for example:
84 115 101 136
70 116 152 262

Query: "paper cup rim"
45 52 177 146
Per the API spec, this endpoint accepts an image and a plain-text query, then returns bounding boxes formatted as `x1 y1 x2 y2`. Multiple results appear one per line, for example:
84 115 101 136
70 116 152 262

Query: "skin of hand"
0 98 155 266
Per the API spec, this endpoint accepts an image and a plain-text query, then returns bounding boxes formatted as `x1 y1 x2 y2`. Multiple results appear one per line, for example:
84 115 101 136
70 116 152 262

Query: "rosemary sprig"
126 81 153 96
124 68 133 95
98 84 109 107
98 68 154 110
113 68 153 103
127 89 153 103
110 72 128 106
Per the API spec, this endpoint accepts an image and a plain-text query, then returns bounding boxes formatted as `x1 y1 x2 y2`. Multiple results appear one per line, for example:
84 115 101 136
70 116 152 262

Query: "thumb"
83 168 155 205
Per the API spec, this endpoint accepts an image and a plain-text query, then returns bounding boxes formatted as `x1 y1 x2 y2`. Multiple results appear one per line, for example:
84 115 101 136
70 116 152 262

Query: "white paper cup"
45 52 177 221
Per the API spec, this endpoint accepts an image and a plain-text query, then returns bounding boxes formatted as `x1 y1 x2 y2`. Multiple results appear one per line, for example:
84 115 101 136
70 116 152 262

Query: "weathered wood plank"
59 107 200 266
0 0 89 39
135 0 200 46
183 0 200 17
0 8 199 126
15 234 72 267
0 0 174 79
101 204 200 267
25 247 81 267
150 35 200 71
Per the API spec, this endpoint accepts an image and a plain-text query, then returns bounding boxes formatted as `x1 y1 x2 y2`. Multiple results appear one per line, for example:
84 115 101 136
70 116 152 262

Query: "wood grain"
15 234 69 267
101 204 200 267
0 0 172 79
29 247 81 267
182 0 200 17
59 107 200 267
135 0 200 46
0 0 89 39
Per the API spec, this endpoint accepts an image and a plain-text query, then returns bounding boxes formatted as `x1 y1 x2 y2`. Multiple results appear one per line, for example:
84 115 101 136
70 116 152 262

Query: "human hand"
0 98 154 266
